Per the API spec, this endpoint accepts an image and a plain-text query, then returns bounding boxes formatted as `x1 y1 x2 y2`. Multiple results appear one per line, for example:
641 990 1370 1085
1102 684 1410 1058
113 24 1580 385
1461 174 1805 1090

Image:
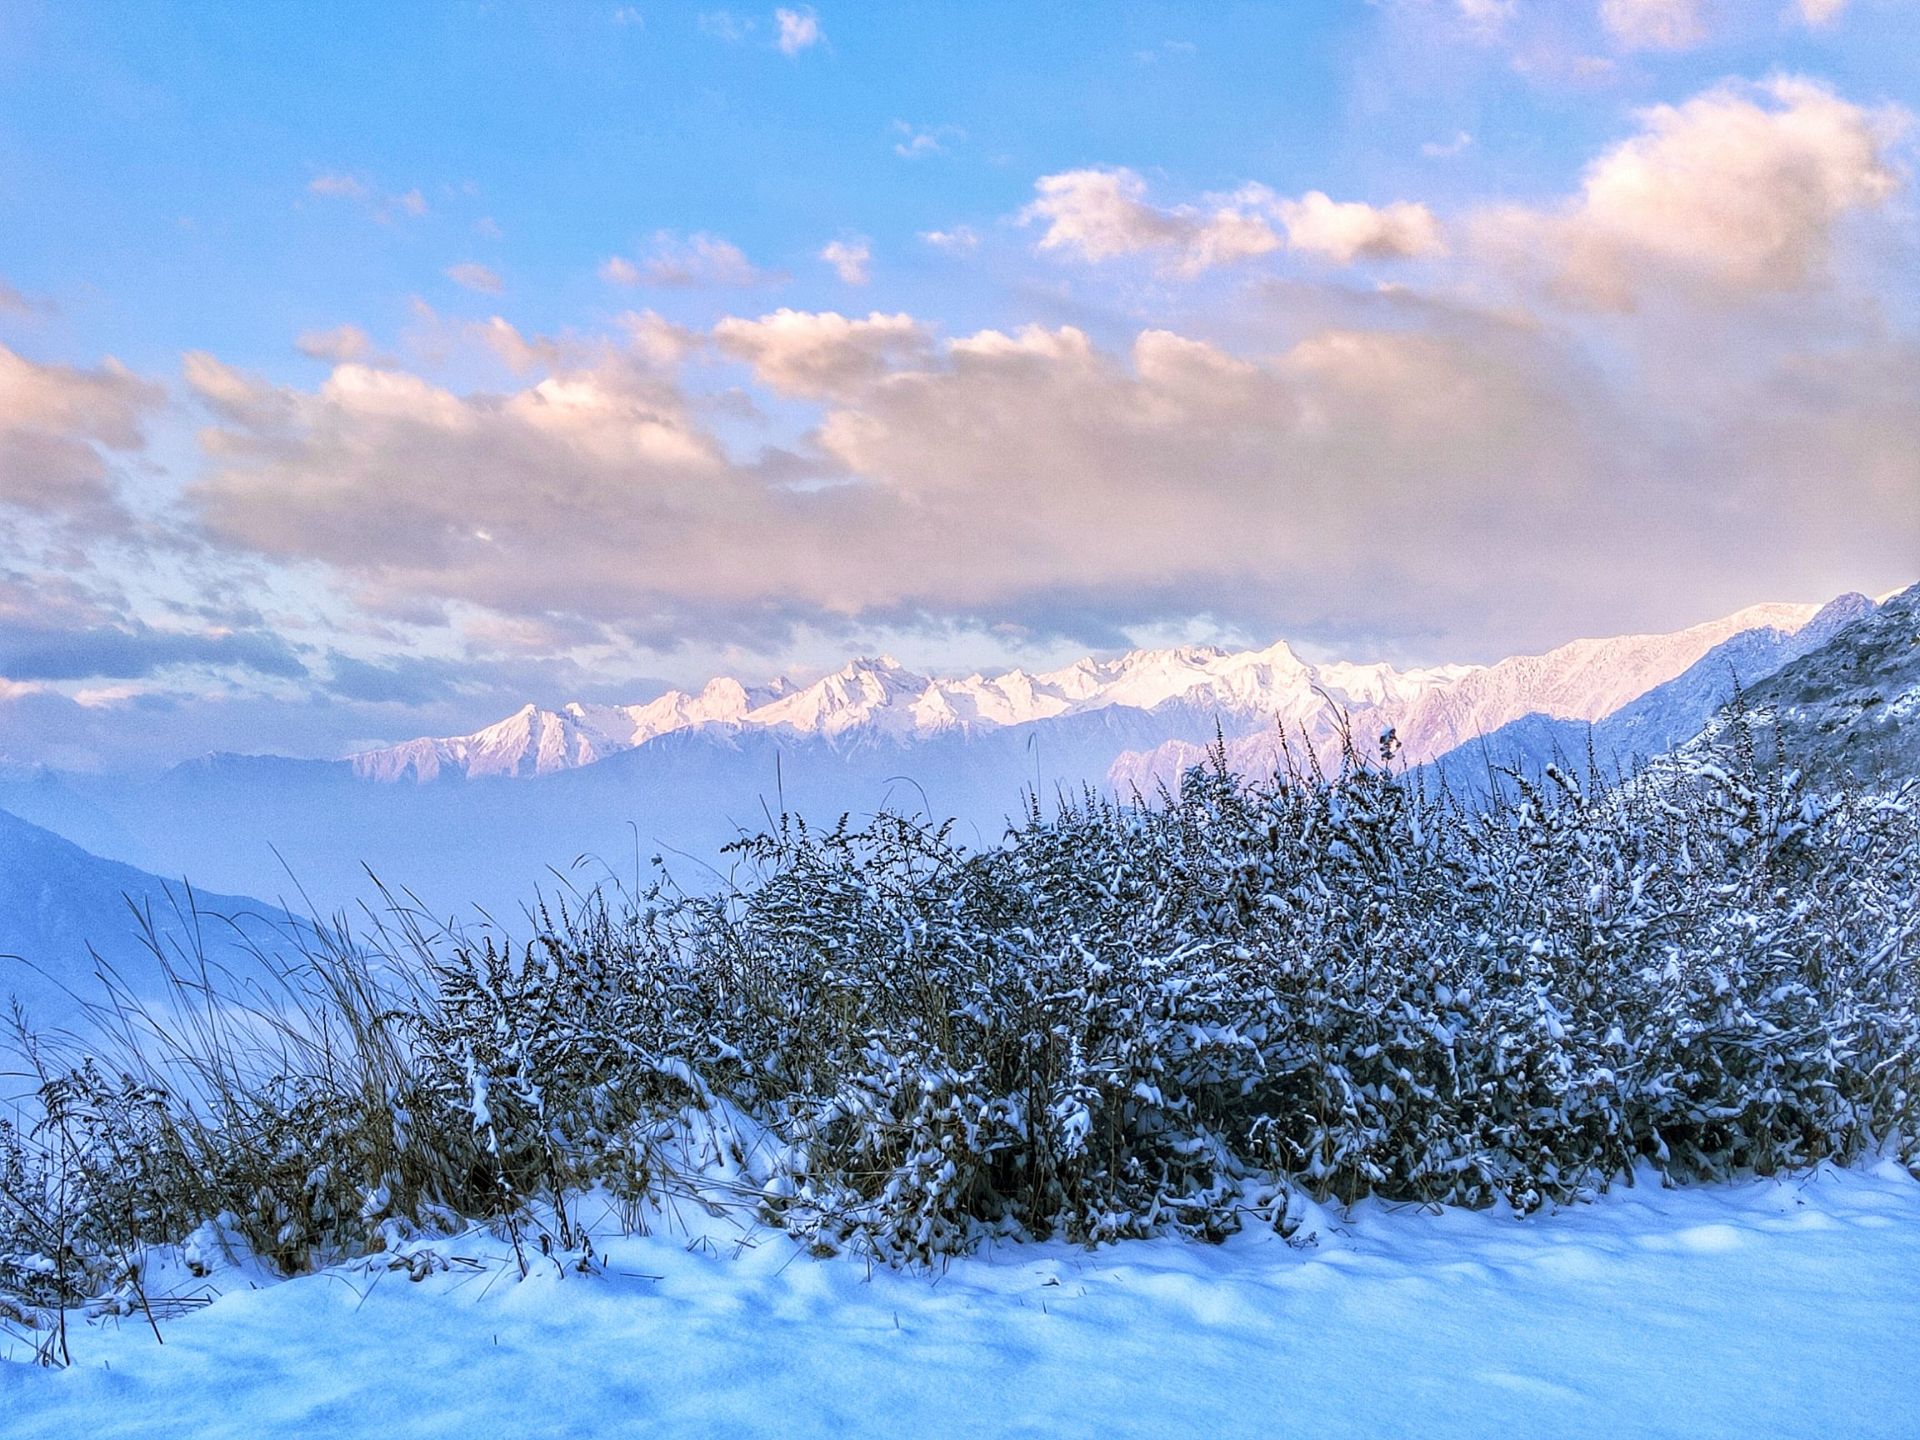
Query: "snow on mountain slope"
1734 580 1920 790
1110 599 1828 795
351 600 1826 786
1312 658 1480 708
351 678 792 781
350 641 1462 781
1580 594 1873 754
1414 592 1877 800
1384 601 1822 759
747 656 936 739
349 704 606 783
8 1164 1920 1439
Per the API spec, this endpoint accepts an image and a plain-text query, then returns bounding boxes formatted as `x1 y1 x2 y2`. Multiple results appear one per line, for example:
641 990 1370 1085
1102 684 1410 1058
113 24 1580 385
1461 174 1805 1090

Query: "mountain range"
1 587 1911 938
352 599 1833 787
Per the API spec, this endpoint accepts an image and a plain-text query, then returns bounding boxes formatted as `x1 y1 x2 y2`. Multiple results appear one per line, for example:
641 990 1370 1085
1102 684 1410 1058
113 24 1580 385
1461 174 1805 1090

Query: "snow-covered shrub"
4 721 1916 1301
412 900 715 1251
0 1115 65 1316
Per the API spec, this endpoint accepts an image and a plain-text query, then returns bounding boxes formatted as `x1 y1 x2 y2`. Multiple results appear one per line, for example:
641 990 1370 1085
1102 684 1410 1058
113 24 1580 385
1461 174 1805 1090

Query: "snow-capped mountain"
1108 600 1831 794
349 638 1484 782
1413 592 1877 801
351 678 794 781
353 601 1833 784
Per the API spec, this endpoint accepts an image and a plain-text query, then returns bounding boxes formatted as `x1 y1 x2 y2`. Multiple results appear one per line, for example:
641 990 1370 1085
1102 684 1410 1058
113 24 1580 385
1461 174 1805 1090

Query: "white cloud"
1277 192 1447 263
1509 49 1620 86
308 172 429 222
1025 168 1203 261
1181 188 1295 273
713 309 931 397
1599 0 1708 51
308 172 370 202
698 10 752 41
775 6 821 55
611 6 643 25
1476 76 1907 309
819 237 871 285
0 279 42 315
1023 168 1282 275
1795 0 1848 24
445 262 506 294
0 347 155 458
469 317 561 374
617 310 699 368
1457 0 1515 26
1422 131 1474 159
599 256 643 286
296 324 373 363
1025 169 1441 273
920 226 980 254
1134 38 1198 63
892 120 964 159
602 232 774 288
0 344 160 526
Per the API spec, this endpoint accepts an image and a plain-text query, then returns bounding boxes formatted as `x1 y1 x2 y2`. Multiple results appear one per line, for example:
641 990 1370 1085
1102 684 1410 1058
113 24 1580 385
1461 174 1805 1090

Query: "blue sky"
10 2 1912 371
0 1 1916 767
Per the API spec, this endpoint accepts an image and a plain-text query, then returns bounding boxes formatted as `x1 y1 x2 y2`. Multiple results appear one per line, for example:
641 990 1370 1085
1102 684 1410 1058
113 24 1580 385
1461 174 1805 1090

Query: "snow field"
5 1162 1918 1440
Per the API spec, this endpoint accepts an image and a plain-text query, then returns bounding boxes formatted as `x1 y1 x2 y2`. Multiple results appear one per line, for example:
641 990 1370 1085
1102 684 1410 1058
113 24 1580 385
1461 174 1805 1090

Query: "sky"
0 0 1916 770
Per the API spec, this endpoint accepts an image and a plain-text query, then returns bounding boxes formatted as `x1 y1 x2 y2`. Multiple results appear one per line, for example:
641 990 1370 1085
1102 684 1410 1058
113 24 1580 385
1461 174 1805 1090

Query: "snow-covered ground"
6 1163 1919 1439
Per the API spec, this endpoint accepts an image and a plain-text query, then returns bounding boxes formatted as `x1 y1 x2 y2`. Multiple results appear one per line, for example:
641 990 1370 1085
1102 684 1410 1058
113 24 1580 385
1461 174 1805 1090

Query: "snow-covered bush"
3 720 1915 1300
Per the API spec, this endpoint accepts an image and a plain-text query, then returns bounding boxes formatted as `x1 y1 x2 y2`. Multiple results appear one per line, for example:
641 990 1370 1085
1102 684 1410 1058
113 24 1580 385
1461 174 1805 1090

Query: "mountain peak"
1804 591 1876 642
834 654 909 678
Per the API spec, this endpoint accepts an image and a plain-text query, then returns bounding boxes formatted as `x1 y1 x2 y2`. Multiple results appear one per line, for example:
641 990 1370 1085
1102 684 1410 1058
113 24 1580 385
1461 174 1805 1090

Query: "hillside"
1736 582 1920 790
5 722 1919 1436
0 808 298 1035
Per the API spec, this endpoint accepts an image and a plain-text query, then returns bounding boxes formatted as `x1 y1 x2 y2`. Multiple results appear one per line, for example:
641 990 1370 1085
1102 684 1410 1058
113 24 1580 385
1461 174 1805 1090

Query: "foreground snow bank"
5 1164 1919 1440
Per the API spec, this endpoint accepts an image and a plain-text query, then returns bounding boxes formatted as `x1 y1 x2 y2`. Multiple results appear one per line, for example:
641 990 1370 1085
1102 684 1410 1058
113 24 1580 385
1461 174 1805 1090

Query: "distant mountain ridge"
1412 592 1878 801
350 642 1482 783
353 601 1823 785
351 678 794 783
1108 600 1833 795
0 806 299 1036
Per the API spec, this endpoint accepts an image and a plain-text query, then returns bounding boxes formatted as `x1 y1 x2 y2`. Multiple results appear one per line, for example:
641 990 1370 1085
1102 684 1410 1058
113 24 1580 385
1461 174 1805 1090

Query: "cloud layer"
170 284 1914 668
601 232 774 289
